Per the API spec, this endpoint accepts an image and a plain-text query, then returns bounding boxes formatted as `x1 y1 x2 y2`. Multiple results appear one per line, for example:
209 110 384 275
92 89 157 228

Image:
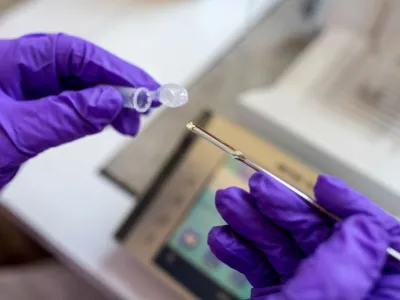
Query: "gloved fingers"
55 33 161 118
371 273 400 299
277 215 389 300
208 225 279 288
313 175 400 273
215 187 304 281
3 86 123 157
111 108 141 136
249 172 332 255
54 33 160 91
314 175 398 229
10 33 160 106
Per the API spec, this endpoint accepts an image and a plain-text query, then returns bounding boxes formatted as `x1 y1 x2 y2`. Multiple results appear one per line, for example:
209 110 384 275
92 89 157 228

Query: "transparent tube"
113 83 189 113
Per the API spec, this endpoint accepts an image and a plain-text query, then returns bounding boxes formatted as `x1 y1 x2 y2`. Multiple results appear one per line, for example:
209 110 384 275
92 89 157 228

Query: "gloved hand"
208 173 400 299
0 33 160 189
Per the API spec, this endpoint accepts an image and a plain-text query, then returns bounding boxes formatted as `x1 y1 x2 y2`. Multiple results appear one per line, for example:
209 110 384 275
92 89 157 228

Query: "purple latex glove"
209 173 400 299
0 33 161 189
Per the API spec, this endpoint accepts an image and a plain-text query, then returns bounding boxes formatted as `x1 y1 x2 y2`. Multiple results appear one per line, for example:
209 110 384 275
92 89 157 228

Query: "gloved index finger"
314 175 399 231
215 187 305 280
55 33 161 91
54 33 162 135
249 172 333 255
314 174 400 267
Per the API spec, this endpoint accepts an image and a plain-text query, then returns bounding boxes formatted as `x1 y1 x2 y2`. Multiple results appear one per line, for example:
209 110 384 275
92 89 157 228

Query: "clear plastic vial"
114 83 189 113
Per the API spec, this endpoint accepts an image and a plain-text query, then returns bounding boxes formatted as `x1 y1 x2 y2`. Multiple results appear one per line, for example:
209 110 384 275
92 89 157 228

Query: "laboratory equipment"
232 28 400 221
114 83 189 113
319 51 400 137
185 121 400 262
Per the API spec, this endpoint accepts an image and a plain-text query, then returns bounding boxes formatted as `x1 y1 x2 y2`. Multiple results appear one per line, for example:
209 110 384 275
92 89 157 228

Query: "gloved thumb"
5 85 123 159
261 215 389 300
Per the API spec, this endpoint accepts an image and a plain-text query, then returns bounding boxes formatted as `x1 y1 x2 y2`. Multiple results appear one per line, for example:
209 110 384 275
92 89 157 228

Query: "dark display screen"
155 158 254 300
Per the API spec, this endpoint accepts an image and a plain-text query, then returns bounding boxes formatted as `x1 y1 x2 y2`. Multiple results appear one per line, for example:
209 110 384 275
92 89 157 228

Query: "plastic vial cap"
158 83 188 108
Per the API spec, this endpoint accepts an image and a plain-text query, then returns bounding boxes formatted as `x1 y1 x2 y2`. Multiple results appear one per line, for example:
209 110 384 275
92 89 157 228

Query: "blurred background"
1 0 400 299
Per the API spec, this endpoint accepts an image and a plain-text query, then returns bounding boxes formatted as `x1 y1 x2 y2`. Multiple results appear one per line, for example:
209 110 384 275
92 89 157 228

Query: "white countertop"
0 0 281 299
